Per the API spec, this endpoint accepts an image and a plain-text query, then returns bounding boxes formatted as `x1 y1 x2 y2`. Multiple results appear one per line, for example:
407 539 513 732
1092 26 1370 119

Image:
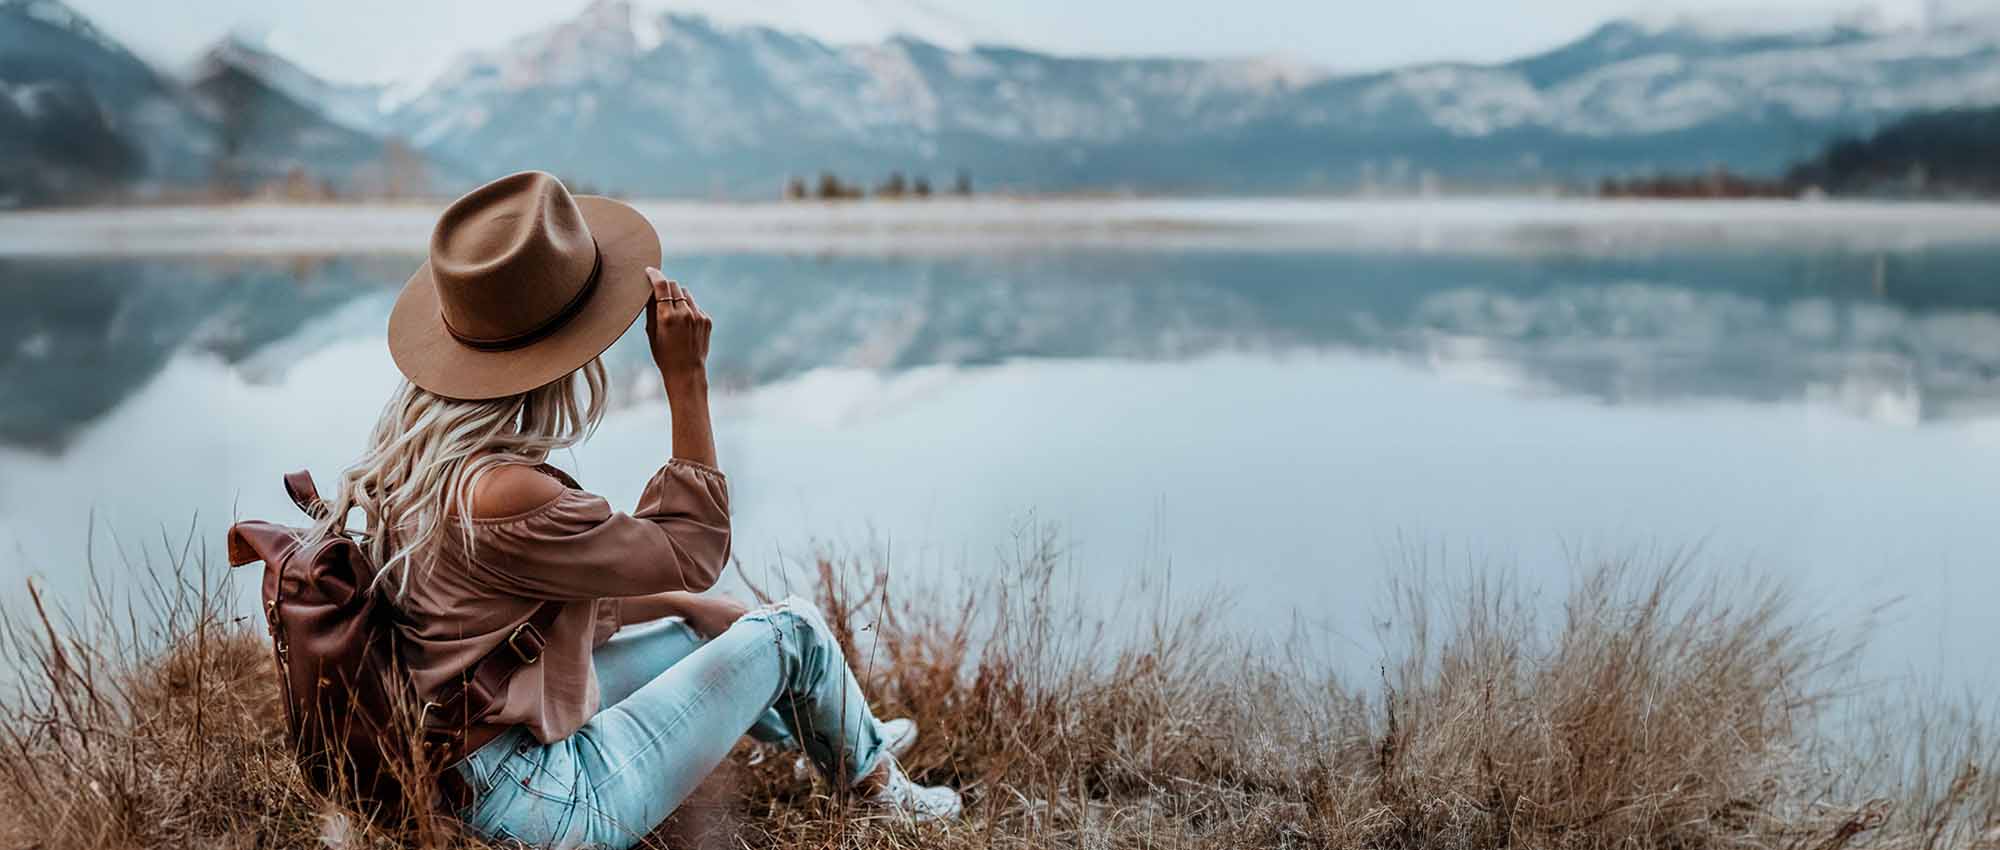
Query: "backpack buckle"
506 622 545 665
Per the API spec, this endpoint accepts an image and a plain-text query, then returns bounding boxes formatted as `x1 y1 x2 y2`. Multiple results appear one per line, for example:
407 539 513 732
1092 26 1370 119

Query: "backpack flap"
225 520 304 632
225 520 300 569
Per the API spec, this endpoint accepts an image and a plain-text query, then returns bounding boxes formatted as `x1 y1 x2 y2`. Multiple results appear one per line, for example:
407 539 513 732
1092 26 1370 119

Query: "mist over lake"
3 200 1998 691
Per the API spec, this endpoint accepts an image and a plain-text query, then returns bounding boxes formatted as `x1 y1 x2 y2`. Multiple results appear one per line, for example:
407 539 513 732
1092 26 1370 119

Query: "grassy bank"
1 534 1996 849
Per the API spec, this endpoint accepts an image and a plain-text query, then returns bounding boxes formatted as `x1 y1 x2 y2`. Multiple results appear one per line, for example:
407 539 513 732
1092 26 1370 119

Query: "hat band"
443 241 603 352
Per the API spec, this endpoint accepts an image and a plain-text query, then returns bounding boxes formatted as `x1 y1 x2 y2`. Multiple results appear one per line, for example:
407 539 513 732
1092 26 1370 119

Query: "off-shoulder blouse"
394 459 731 745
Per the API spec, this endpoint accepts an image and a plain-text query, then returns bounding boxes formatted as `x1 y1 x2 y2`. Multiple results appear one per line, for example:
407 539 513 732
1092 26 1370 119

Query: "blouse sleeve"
465 460 732 601
592 598 622 647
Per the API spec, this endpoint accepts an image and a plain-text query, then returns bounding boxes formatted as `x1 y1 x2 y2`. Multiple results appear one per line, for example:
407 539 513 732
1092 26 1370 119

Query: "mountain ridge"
0 0 214 203
5 0 2000 204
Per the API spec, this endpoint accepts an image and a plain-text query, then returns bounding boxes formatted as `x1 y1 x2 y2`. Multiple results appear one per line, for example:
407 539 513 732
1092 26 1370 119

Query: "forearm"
666 375 717 468
618 590 702 626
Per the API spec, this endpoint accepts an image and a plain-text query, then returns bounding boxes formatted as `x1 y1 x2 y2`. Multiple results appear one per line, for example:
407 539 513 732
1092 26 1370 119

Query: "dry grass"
2 528 1998 850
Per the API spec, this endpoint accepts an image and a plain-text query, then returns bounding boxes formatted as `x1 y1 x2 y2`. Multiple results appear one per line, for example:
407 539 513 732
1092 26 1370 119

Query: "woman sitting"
307 171 960 848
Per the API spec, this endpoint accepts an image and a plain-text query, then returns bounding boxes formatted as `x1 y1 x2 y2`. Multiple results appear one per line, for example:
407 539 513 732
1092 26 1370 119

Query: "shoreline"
6 196 2000 258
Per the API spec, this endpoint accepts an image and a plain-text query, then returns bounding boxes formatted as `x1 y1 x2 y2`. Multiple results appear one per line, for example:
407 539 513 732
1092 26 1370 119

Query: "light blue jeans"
453 597 891 849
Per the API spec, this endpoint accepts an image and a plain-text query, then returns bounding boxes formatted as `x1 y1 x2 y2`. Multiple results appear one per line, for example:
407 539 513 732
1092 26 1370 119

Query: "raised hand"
644 267 712 394
643 267 718 468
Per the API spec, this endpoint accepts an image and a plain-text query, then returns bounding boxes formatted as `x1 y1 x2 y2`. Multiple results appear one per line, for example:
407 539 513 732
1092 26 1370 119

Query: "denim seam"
466 728 529 798
486 757 587 808
475 757 596 847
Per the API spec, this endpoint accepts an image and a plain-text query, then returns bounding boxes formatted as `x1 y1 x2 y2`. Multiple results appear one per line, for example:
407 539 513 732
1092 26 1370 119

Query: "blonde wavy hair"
308 358 609 597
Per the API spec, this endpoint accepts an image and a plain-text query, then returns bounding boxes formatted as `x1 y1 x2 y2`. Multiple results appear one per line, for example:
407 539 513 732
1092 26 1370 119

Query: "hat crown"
428 171 599 347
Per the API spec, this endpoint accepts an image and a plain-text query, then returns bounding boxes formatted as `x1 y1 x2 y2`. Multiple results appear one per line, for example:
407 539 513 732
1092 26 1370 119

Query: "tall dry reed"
1 525 1995 849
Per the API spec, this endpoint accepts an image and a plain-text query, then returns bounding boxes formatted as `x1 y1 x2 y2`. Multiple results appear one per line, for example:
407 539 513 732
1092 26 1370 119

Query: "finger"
668 280 694 316
662 290 686 324
645 269 673 325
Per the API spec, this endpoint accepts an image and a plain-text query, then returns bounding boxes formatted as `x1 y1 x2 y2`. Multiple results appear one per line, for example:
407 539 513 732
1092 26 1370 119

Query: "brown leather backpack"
225 469 560 819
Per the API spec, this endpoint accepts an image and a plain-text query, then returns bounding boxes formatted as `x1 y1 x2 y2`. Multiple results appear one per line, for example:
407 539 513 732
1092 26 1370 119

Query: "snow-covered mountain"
0 0 212 204
1369 17 2000 139
0 0 467 206
626 0 995 52
5 0 2000 203
199 35 392 136
384 1 1324 195
187 37 471 197
371 0 2000 195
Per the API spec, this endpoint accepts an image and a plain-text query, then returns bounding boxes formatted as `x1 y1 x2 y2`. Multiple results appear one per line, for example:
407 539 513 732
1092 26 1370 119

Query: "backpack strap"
283 470 330 521
533 463 580 490
421 600 565 750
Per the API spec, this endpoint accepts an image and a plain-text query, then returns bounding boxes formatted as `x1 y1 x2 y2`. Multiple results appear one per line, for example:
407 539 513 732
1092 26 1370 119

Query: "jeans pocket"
468 744 590 848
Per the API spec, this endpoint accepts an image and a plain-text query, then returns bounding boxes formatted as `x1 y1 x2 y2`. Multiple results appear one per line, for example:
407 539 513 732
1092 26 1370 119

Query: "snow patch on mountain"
200 34 391 135
1627 1 1921 38
645 0 989 51
1335 15 2000 139
6 0 124 56
1363 66 1545 136
439 0 644 92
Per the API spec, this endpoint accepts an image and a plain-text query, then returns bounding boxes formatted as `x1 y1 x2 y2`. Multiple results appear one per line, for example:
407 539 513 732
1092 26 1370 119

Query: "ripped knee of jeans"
744 594 812 619
741 595 830 634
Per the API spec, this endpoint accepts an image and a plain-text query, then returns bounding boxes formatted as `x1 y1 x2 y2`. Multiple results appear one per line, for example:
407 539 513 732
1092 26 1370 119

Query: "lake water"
3 200 1999 689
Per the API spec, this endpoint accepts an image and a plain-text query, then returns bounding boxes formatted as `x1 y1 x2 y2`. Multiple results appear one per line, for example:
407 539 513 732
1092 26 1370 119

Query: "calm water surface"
3 238 1998 686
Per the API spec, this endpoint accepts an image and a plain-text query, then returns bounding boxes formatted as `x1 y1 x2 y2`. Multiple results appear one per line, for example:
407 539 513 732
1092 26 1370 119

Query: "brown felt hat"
388 171 660 400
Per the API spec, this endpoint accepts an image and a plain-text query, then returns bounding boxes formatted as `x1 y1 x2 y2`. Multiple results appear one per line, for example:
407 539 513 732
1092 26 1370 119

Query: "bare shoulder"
470 463 568 520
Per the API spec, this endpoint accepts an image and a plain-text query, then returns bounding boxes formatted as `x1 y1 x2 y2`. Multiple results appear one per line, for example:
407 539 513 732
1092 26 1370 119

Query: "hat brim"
387 195 661 401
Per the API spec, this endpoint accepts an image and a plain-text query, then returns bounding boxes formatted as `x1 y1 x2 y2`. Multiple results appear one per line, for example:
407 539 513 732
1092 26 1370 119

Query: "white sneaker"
795 717 920 781
861 757 962 823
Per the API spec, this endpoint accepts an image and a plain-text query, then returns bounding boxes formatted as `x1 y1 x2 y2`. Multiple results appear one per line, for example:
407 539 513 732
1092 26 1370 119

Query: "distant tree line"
201 137 431 203
1598 168 1792 199
785 170 974 201
1601 105 2000 200
1785 106 2000 198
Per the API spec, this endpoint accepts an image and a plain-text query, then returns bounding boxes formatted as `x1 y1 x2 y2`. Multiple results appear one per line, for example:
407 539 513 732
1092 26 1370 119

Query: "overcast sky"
68 0 1935 86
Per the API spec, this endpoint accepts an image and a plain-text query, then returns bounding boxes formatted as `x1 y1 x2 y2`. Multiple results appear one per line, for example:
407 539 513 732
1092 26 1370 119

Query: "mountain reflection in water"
5 245 1999 452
